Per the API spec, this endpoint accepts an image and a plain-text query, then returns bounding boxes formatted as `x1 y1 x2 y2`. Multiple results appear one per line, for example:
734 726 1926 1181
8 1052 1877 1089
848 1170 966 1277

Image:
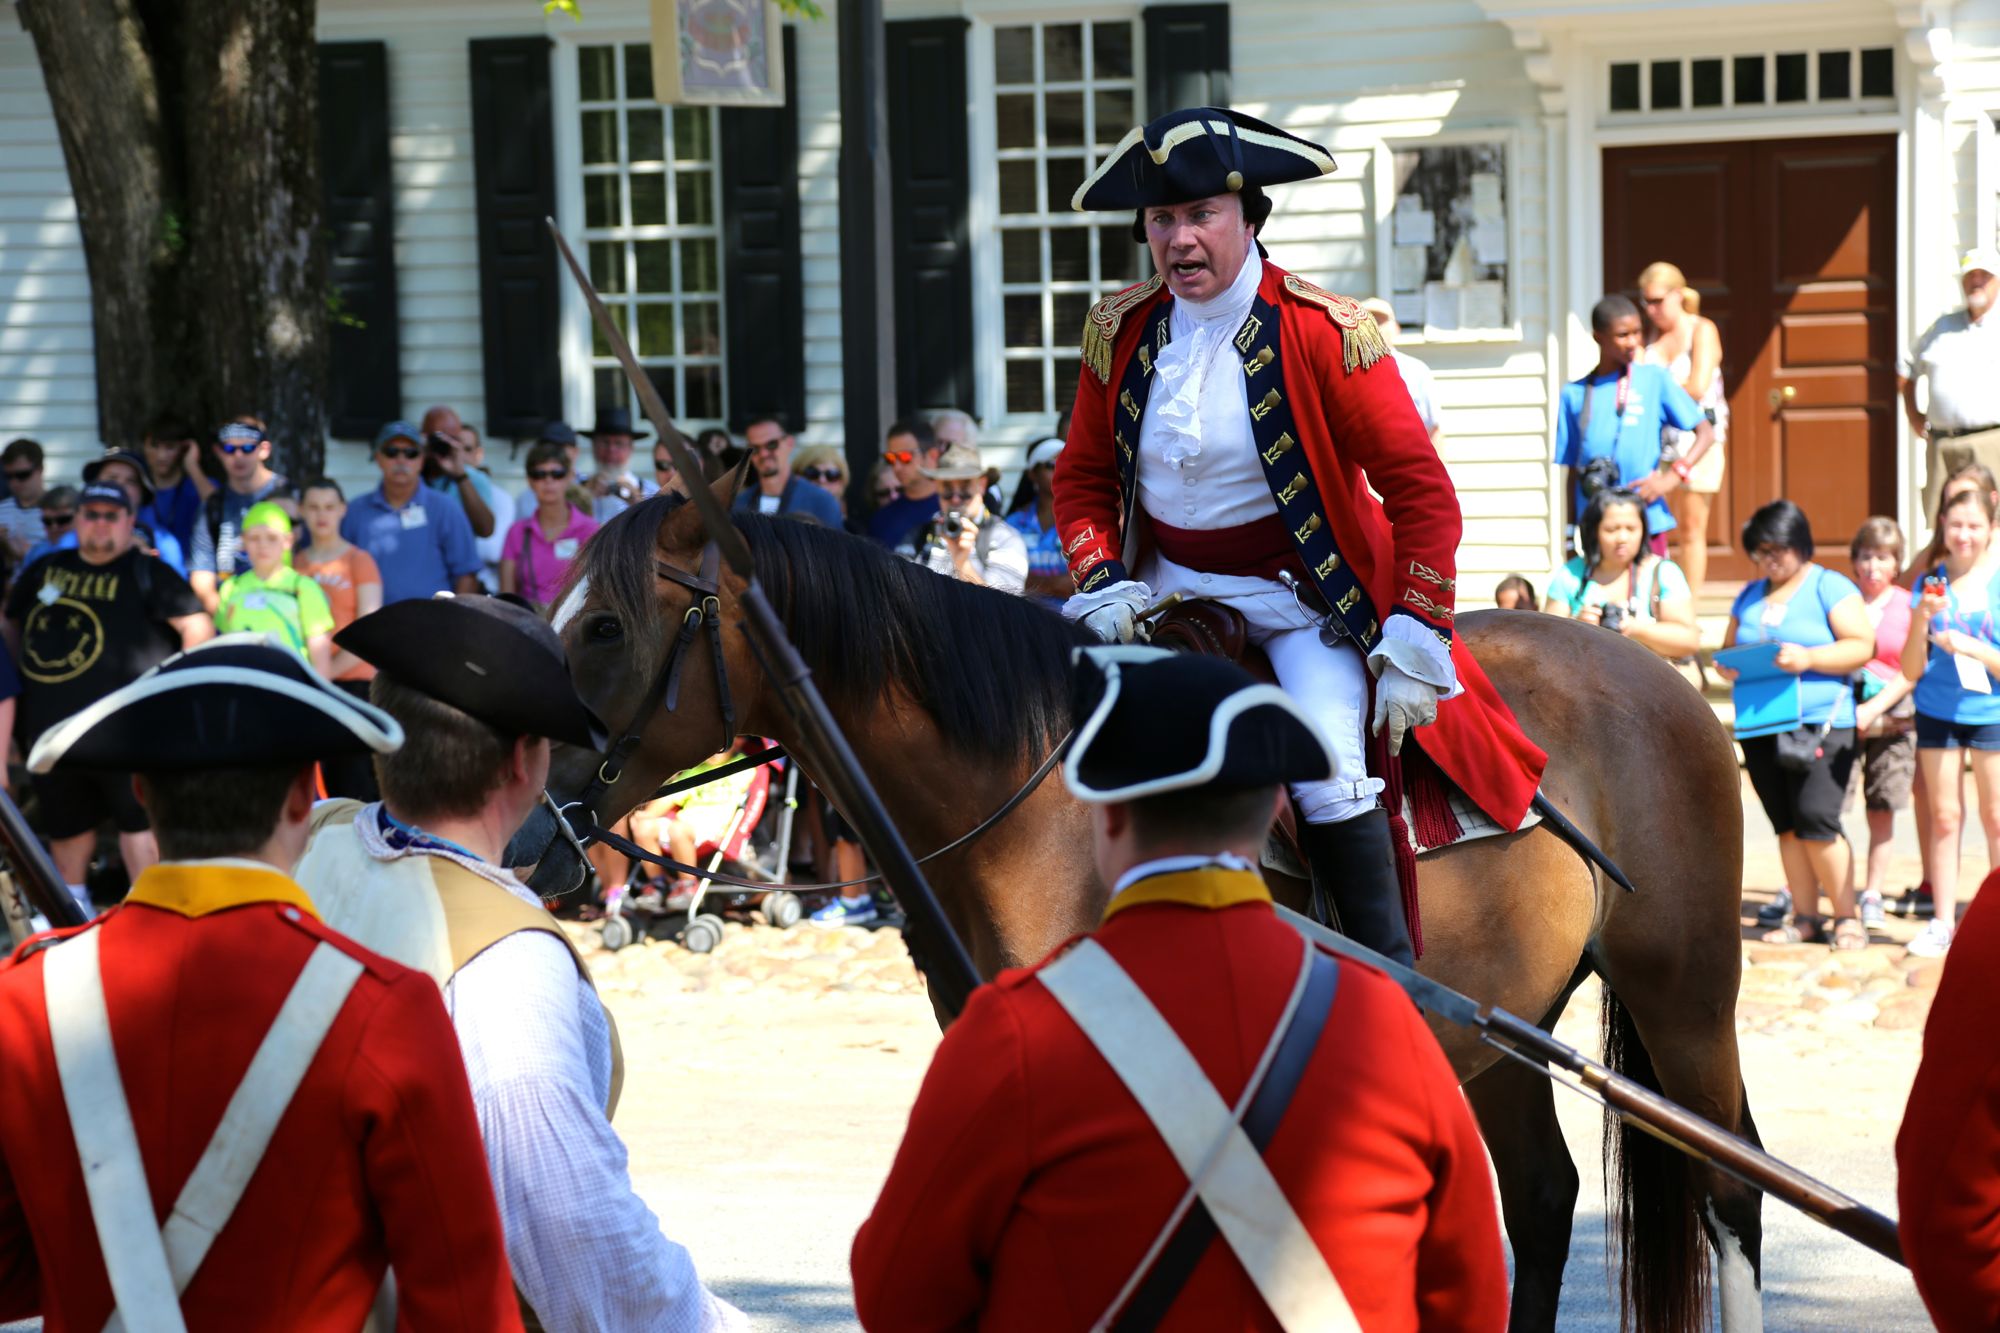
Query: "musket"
1274 903 1905 1266
0 786 86 930
546 219 983 1018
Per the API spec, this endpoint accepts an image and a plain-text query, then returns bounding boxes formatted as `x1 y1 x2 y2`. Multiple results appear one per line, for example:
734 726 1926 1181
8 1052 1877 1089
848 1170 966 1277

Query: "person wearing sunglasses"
188 416 296 615
790 444 848 503
0 438 48 565
729 413 843 527
866 418 943 550
338 421 482 605
906 443 1028 594
501 441 600 610
3 482 211 908
17 486 79 576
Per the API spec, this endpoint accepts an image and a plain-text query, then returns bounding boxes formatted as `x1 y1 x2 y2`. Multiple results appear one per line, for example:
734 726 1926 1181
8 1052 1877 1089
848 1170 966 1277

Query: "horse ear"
712 453 754 508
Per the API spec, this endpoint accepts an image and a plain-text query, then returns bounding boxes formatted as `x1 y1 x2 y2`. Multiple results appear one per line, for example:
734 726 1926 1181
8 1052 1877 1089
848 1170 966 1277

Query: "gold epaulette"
1281 274 1389 375
1081 274 1165 384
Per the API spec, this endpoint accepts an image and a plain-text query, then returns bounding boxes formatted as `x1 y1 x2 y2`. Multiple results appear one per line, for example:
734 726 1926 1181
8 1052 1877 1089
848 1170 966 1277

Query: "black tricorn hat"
26 636 403 774
335 595 608 750
1063 646 1333 803
1073 107 1337 214
582 406 651 440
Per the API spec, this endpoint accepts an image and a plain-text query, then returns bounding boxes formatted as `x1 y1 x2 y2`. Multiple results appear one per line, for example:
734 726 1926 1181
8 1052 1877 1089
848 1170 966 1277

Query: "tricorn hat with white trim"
1063 646 1334 803
27 635 404 774
1072 107 1337 216
336 594 608 750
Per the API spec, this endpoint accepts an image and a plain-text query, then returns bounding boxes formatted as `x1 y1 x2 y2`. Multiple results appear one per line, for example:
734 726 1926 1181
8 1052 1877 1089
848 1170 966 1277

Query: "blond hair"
791 444 847 481
1636 261 1687 292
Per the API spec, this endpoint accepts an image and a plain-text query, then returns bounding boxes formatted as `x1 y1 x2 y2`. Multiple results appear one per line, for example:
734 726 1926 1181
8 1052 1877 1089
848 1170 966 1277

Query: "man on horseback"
1055 107 1545 965
852 648 1506 1330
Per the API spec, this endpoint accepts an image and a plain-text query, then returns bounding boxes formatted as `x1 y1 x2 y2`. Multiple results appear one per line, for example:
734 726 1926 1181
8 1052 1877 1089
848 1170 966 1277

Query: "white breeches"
1147 554 1384 825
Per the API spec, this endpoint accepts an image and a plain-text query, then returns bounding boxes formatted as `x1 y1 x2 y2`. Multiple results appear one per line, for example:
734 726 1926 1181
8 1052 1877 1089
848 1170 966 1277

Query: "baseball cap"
538 421 579 448
82 448 158 503
1961 249 2000 279
1359 296 1397 323
78 482 133 513
374 420 423 451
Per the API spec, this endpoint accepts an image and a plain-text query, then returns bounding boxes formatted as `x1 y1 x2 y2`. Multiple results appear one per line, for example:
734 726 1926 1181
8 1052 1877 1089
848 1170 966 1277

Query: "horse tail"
1600 983 1711 1333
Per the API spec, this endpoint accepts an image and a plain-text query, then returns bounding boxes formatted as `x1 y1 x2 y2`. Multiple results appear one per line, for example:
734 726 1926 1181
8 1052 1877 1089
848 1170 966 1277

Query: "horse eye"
589 616 623 642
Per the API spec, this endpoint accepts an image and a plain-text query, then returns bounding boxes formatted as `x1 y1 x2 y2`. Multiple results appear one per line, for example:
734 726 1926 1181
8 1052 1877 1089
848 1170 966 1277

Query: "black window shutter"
1144 5 1231 116
719 29 804 433
886 19 973 417
318 42 401 441
468 37 562 439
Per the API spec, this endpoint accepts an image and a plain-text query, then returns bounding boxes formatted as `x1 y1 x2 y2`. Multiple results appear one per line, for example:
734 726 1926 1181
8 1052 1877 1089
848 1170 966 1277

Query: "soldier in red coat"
852 648 1508 1330
0 639 521 1330
1054 108 1546 965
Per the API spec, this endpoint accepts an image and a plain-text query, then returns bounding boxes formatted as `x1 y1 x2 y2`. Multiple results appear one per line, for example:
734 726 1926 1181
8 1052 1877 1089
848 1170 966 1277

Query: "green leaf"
544 0 583 19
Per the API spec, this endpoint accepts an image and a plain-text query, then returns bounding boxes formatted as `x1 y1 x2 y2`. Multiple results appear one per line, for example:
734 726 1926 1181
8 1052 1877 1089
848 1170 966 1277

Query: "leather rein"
545 539 1070 895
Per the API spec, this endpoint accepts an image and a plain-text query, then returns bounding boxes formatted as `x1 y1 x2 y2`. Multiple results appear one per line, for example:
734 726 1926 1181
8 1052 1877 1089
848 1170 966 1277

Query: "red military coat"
1053 263 1545 828
1899 868 2000 1330
0 862 521 1331
851 867 1509 1331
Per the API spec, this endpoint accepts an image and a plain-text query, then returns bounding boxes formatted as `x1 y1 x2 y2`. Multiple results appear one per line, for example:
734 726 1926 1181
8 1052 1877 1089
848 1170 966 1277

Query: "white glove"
1371 661 1440 757
1062 579 1153 644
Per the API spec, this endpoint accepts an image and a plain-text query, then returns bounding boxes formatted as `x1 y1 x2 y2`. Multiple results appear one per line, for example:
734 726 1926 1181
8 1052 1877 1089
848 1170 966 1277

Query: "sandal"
1831 917 1868 951
1761 917 1822 945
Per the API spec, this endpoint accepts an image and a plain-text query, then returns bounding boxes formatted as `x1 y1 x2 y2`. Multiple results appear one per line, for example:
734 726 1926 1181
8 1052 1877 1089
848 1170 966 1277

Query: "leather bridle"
559 541 734 844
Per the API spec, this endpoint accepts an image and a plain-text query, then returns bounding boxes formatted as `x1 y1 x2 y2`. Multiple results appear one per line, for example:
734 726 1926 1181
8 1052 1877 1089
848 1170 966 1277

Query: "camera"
1578 455 1622 500
1598 603 1626 632
938 510 965 537
426 431 457 457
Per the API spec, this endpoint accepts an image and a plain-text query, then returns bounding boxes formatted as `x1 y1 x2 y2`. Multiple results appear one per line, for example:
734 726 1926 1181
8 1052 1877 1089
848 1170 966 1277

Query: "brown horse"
507 494 1761 1333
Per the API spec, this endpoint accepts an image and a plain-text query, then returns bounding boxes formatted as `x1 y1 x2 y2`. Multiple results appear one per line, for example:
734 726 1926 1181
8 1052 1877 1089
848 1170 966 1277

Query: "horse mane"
572 495 1091 765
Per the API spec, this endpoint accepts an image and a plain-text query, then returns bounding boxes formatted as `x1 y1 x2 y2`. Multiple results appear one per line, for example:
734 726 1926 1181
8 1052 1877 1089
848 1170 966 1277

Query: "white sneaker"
1906 918 1954 958
1859 890 1886 929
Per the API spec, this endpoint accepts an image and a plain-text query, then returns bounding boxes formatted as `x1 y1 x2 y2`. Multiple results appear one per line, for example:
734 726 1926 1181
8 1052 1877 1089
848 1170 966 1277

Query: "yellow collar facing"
127 861 319 920
1102 868 1272 923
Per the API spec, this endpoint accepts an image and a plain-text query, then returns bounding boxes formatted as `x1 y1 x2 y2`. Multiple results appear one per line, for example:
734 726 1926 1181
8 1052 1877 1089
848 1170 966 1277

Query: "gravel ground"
598 771 1972 1330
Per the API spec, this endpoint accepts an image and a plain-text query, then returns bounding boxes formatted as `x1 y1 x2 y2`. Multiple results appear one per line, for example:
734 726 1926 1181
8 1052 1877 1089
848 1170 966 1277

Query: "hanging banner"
650 0 786 106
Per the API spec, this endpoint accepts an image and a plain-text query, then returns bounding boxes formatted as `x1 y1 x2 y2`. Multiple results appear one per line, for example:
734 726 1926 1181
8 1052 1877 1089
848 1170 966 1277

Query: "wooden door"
1603 135 1897 583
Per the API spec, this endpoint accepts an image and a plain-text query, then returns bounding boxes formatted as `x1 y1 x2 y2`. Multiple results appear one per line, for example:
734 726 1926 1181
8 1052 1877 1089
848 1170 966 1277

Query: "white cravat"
1137 255 1276 539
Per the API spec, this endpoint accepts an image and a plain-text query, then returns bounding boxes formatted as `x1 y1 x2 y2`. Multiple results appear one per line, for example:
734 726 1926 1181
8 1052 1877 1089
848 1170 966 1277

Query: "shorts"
1846 729 1915 811
32 767 149 840
1741 728 1857 842
1914 714 2000 750
1686 436 1726 494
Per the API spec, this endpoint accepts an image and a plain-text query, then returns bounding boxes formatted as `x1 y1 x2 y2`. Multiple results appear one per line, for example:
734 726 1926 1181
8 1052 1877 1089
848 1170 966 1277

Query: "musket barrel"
0 787 84 929
546 217 983 1017
1481 1007 1903 1264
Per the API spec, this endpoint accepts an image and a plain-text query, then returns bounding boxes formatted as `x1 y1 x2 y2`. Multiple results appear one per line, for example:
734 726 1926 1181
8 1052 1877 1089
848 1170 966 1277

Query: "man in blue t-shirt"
1556 295 1714 548
341 421 483 604
867 419 944 550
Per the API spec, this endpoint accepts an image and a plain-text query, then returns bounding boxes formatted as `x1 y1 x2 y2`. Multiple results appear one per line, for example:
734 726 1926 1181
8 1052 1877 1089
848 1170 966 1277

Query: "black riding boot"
1299 808 1414 968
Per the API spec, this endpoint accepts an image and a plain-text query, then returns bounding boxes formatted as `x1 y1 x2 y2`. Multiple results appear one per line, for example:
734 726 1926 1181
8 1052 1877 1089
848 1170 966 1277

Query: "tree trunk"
18 0 329 480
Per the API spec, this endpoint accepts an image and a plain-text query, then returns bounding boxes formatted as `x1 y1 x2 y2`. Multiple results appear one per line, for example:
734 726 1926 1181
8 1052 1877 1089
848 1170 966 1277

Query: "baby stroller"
598 757 802 954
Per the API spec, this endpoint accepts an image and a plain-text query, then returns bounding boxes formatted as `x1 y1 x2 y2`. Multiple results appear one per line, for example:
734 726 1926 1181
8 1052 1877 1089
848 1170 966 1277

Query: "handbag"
1773 713 1839 773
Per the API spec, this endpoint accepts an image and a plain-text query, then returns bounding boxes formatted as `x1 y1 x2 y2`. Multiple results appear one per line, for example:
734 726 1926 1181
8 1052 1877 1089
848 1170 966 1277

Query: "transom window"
994 19 1147 418
577 42 725 425
1608 46 1894 115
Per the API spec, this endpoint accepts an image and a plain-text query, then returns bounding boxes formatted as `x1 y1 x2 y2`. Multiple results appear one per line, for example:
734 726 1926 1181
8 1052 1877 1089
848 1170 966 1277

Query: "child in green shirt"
215 501 335 675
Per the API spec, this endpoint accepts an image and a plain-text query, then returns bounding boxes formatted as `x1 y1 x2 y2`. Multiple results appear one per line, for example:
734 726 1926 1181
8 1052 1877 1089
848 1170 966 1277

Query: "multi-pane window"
577 42 725 425
1608 46 1894 114
995 19 1147 418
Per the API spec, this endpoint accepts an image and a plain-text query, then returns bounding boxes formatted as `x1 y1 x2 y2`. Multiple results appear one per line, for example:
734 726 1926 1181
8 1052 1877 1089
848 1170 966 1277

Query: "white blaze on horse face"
552 576 591 636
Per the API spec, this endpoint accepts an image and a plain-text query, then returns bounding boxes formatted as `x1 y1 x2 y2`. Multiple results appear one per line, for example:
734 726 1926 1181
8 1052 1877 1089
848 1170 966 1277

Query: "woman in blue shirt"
1718 500 1875 949
1899 487 2000 957
1542 488 1701 661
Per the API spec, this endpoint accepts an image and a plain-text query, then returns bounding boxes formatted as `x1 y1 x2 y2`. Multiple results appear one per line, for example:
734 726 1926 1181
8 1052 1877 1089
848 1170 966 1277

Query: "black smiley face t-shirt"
5 548 204 746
